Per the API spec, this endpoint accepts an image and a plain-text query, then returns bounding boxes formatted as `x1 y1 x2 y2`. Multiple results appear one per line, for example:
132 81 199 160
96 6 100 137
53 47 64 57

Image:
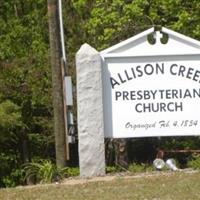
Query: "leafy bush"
128 163 154 173
0 153 24 188
106 163 154 174
23 159 69 184
23 159 80 184
106 166 122 174
0 100 22 128
187 154 200 170
2 169 25 188
65 167 79 177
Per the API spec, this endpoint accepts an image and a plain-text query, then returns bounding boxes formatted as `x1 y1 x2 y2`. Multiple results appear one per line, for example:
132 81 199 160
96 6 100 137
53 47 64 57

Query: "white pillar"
76 43 105 177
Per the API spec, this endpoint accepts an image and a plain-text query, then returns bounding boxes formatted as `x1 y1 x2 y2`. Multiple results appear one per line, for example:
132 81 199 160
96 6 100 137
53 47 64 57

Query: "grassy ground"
0 171 200 200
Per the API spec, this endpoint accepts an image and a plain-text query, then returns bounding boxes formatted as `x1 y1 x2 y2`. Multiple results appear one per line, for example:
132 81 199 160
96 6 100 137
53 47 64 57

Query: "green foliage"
128 163 154 173
0 101 24 187
0 0 54 188
23 160 78 184
0 153 24 187
187 154 200 170
83 0 151 50
24 160 62 183
24 160 55 183
105 163 154 174
2 168 25 188
0 100 22 128
65 167 80 177
106 166 122 174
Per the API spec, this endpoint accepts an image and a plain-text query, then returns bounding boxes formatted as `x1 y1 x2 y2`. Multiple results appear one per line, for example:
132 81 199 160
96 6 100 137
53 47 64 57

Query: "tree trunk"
47 0 67 168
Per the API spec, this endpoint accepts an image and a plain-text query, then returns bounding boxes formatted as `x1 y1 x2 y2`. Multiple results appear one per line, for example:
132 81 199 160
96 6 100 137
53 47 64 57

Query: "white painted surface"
101 27 200 138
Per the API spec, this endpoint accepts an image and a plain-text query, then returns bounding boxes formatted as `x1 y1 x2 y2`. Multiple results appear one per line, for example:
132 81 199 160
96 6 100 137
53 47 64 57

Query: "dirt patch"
16 169 198 189
61 168 198 186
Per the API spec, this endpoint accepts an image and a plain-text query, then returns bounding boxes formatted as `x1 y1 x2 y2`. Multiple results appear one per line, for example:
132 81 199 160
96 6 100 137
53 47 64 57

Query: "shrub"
0 153 24 188
128 163 154 173
2 168 25 187
65 167 79 177
187 154 200 170
23 159 69 184
106 166 122 174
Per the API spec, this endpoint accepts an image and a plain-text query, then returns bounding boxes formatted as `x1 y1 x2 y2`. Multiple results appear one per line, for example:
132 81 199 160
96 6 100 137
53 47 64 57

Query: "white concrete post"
76 43 105 177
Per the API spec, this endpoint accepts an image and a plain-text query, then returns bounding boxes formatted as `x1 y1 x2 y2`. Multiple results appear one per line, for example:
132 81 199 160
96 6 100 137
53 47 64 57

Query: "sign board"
101 27 200 138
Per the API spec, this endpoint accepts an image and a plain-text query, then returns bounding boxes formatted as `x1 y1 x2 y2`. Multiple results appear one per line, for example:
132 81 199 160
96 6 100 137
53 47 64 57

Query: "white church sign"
101 27 200 138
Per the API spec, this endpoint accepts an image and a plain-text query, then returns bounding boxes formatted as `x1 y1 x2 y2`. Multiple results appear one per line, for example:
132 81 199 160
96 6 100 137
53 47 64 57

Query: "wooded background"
1 0 200 187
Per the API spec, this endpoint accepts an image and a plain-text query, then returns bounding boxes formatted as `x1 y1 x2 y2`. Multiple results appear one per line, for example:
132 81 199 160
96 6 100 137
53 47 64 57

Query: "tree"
47 0 67 168
0 0 54 187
